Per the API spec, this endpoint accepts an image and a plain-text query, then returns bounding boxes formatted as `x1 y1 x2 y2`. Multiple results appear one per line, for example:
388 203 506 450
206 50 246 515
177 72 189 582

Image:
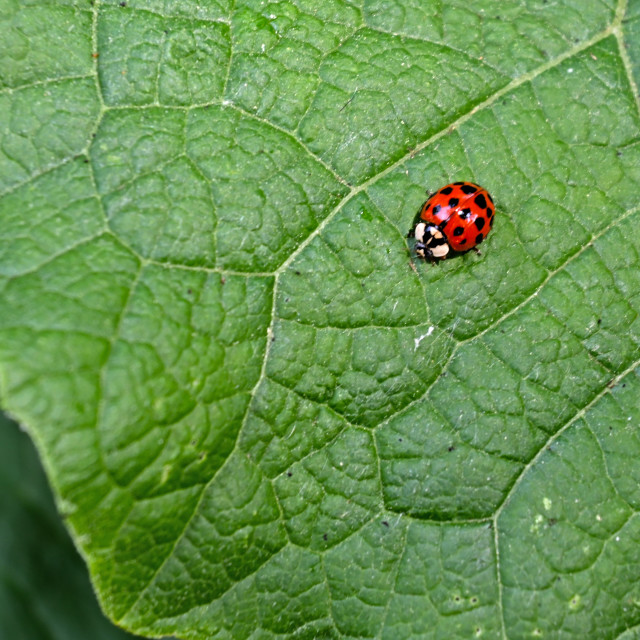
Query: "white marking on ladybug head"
430 243 449 258
414 222 426 243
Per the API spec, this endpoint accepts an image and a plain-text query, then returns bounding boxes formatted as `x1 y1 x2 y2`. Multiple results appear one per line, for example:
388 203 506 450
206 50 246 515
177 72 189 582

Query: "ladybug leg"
472 247 482 255
402 244 420 273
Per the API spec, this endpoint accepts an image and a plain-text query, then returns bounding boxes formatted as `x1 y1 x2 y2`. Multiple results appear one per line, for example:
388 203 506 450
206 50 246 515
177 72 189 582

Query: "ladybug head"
413 222 450 260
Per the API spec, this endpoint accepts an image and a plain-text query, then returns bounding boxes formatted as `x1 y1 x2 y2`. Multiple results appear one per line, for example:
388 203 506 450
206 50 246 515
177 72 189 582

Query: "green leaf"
1 1 640 638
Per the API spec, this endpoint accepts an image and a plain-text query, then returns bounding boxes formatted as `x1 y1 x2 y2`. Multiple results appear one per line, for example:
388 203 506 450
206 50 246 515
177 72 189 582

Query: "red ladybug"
408 182 495 261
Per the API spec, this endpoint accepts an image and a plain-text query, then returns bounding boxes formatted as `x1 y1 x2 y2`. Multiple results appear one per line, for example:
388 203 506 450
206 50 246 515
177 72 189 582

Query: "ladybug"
408 182 495 260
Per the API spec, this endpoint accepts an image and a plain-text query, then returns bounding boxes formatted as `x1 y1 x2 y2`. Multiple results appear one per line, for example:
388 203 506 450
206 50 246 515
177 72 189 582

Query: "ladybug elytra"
408 182 495 261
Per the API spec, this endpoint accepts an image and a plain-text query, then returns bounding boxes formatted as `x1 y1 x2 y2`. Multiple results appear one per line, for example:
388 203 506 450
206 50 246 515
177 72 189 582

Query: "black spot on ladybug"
461 183 478 194
475 193 487 208
459 238 467 245
440 186 453 195
432 204 441 215
453 226 464 236
487 207 493 218
474 217 485 231
448 197 459 207
459 208 471 219
476 233 484 244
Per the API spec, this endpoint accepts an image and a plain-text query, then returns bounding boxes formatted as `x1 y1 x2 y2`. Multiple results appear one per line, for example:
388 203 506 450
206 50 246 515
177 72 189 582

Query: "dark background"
0 411 145 640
